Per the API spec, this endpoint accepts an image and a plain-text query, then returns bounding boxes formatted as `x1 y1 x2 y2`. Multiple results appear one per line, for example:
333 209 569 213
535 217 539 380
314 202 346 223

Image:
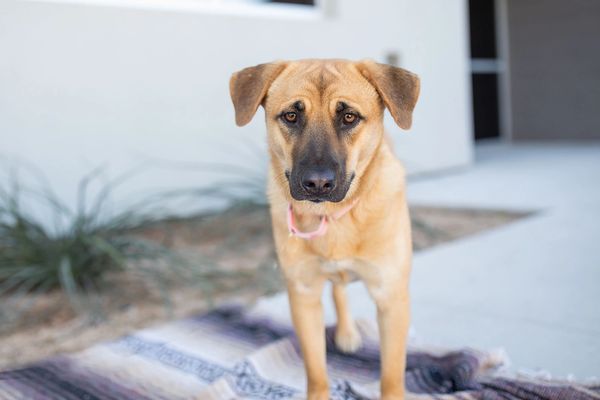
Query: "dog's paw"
335 323 362 353
307 390 329 400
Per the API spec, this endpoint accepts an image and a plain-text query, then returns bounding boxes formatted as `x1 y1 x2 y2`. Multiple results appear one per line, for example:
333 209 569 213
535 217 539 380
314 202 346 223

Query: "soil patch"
0 204 529 370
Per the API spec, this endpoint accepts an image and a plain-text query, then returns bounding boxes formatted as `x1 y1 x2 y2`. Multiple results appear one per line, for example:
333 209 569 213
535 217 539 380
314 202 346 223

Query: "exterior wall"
0 0 473 215
507 0 600 140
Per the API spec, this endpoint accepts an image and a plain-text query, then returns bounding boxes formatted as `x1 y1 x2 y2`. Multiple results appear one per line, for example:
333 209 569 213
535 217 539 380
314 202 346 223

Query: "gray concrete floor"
257 142 600 379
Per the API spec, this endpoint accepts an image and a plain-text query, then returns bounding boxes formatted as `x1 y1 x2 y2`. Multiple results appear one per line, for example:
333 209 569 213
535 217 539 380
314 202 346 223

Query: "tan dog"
230 59 419 400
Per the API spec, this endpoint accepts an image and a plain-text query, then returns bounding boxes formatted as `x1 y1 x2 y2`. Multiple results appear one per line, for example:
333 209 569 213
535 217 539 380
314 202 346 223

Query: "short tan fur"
230 59 420 400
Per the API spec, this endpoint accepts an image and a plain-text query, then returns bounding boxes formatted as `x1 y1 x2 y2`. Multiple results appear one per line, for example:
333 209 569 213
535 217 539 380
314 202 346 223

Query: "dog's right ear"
229 62 287 127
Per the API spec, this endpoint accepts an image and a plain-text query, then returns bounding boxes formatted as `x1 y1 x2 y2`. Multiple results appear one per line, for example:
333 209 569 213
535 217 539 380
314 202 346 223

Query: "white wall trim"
22 0 324 19
495 0 513 141
471 58 505 73
461 0 475 163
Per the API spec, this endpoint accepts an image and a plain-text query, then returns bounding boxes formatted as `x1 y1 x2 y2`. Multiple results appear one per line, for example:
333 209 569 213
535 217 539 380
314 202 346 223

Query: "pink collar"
287 199 358 240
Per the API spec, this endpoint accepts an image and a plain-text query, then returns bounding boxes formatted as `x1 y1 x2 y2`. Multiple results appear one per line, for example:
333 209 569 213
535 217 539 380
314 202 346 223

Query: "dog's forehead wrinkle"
316 73 327 98
269 61 379 116
324 62 343 76
297 64 343 102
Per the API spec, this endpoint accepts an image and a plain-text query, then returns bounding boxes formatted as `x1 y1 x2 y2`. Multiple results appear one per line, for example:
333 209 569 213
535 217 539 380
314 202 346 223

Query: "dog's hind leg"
332 278 362 353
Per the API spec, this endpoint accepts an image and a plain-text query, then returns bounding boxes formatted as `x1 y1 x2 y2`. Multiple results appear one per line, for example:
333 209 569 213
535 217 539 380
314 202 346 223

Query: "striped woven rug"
0 306 598 400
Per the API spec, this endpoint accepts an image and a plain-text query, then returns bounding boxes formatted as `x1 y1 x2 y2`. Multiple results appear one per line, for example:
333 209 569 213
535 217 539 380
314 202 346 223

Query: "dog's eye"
283 112 297 123
343 113 358 125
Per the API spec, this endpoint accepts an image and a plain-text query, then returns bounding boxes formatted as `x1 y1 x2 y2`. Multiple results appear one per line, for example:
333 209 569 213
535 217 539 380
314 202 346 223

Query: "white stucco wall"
0 0 473 215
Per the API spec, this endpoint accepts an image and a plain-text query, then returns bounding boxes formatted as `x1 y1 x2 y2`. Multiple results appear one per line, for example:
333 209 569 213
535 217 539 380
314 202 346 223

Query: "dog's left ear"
229 62 287 127
357 60 420 130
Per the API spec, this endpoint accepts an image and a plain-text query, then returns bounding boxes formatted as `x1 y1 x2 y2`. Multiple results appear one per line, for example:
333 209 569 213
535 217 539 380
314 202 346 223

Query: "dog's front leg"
286 279 329 400
377 288 410 400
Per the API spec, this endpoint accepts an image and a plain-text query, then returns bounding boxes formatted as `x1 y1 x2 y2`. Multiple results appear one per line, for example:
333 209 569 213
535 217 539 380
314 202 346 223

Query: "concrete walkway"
257 142 600 378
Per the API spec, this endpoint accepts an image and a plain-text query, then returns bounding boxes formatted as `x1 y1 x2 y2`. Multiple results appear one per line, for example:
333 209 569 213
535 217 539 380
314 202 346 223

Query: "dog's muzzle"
288 167 352 203
300 167 336 197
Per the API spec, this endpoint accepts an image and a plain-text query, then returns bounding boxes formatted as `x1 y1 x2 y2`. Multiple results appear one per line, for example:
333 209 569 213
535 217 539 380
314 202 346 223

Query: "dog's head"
230 59 419 203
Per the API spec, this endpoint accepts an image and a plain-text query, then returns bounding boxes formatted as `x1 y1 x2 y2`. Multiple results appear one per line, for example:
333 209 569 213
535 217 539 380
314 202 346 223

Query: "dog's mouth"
306 197 326 204
286 170 355 203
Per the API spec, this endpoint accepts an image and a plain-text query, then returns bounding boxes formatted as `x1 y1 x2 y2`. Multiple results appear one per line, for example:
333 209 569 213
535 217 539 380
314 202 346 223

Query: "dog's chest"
318 257 362 283
320 258 355 274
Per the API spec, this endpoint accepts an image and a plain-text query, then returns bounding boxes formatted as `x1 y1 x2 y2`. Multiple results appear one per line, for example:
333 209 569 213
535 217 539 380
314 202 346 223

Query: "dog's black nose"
301 169 336 195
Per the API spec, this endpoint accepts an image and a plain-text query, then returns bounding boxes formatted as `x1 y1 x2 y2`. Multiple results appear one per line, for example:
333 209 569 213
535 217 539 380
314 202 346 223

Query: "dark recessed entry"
469 0 497 59
472 74 500 140
469 0 501 140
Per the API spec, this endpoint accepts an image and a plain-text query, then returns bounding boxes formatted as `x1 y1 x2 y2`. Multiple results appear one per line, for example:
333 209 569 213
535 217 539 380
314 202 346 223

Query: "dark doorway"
472 74 500 140
469 0 501 140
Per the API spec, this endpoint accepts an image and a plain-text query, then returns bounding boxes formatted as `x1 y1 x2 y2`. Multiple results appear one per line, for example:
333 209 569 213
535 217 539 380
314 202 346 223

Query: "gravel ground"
0 204 528 370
